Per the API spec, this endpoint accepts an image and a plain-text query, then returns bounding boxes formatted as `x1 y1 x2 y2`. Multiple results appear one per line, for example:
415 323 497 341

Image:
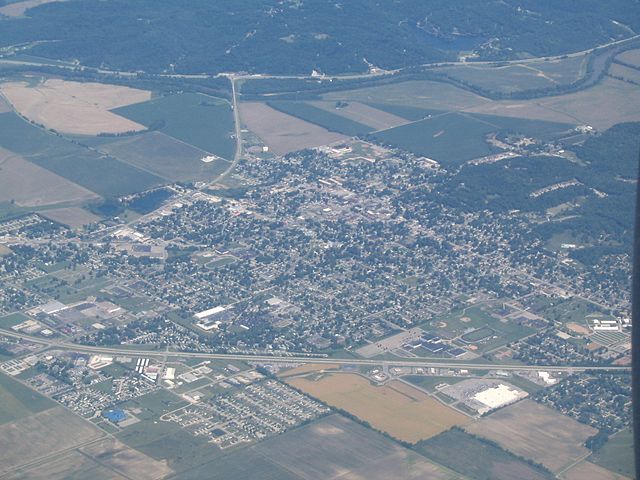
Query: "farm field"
94 131 230 182
0 146 98 207
287 373 469 442
0 112 163 197
310 100 408 131
239 102 347 155
372 112 495 168
464 399 597 473
0 0 66 17
0 372 55 425
365 103 444 121
590 428 635 478
113 93 236 160
610 63 640 84
40 206 101 228
616 48 640 67
561 460 630 480
416 427 554 480
0 406 105 475
323 80 489 111
0 78 150 135
267 101 373 136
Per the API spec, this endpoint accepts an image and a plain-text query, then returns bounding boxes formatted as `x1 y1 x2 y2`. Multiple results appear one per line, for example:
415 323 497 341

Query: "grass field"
465 399 597 473
94 131 230 183
310 101 407 131
372 112 494 167
267 101 373 136
616 48 640 67
113 93 236 159
0 312 29 329
0 78 150 135
288 373 469 443
416 427 554 480
562 460 630 480
366 103 445 121
40 206 101 228
590 428 635 478
0 112 162 197
402 375 469 392
239 102 347 155
0 372 55 425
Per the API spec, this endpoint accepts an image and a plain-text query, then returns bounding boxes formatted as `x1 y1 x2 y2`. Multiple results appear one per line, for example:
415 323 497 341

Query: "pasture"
113 93 236 159
310 100 408 131
239 102 347 155
0 147 98 207
372 112 495 168
0 112 162 197
288 373 469 443
0 406 105 475
590 428 635 478
179 414 462 480
267 101 373 136
416 427 554 480
95 131 230 182
464 399 597 473
0 372 55 424
0 78 150 135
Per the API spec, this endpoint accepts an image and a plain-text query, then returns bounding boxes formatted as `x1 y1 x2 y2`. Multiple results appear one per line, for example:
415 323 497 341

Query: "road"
0 328 630 373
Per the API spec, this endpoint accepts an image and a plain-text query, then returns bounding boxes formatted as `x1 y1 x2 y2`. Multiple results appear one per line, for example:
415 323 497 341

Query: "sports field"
288 373 469 442
465 399 597 473
0 79 150 135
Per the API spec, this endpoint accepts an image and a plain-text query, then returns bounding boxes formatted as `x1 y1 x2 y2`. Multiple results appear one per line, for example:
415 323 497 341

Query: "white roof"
194 305 226 319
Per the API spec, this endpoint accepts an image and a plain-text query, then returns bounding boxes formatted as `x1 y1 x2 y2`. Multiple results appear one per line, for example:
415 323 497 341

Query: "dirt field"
4 450 129 480
562 460 630 480
311 101 408 131
566 322 590 335
0 78 151 135
41 206 101 228
0 0 65 17
0 147 99 206
287 373 469 443
239 102 347 155
0 406 105 475
465 399 597 473
278 363 340 377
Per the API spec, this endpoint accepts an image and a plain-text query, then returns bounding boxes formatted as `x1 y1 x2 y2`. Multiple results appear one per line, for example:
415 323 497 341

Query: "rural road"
0 328 630 373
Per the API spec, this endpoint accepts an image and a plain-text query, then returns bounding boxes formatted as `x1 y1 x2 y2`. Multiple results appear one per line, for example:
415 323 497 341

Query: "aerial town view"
0 1 638 479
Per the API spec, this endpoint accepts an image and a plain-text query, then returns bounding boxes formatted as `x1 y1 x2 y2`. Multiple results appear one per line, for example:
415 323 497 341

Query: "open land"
287 373 469 443
39 206 101 228
0 147 98 207
93 131 230 183
0 371 55 424
278 363 340 377
239 102 347 155
0 0 66 17
465 399 597 473
310 100 408 131
0 79 150 135
112 93 236 160
267 101 373 136
561 460 630 480
590 428 635 478
616 48 640 67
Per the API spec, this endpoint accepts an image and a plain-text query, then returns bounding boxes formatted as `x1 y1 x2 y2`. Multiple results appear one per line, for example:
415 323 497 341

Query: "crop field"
468 113 574 140
179 414 463 480
288 373 469 442
0 372 55 424
95 131 230 182
590 428 635 478
562 460 630 480
310 100 408 131
416 427 554 480
267 101 374 136
464 400 597 473
365 103 444 121
0 78 150 135
0 112 162 197
323 80 489 112
113 93 236 160
40 206 101 228
0 0 66 17
0 406 105 475
239 102 347 155
610 62 640 84
616 48 640 67
372 112 495 168
0 146 98 207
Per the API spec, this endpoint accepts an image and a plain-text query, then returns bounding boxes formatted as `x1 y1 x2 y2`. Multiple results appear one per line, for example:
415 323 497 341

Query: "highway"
0 328 630 373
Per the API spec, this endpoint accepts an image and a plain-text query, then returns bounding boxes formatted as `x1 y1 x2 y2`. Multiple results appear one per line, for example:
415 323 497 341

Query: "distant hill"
0 0 638 74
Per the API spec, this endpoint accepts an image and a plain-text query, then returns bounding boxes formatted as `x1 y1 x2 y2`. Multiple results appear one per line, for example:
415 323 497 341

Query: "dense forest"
0 0 638 74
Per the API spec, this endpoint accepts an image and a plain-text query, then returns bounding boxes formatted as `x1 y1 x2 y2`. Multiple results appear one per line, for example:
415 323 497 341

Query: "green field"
113 93 236 159
590 428 635 478
0 372 55 424
0 312 28 329
415 428 554 480
267 101 373 136
366 103 445 121
403 375 468 392
467 113 574 140
372 112 495 167
461 326 496 343
0 112 162 197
